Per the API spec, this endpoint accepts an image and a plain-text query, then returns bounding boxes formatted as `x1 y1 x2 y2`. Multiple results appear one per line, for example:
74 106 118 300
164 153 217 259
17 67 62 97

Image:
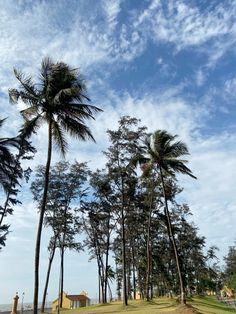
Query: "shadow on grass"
146 300 173 306
192 298 236 313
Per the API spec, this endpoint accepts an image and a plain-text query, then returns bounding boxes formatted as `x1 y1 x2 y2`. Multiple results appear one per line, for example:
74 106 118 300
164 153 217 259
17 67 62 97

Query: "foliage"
31 161 88 310
0 117 35 250
223 243 236 289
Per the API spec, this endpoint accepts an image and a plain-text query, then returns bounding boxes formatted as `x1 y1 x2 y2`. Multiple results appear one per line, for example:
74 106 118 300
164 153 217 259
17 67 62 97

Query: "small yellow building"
220 285 235 298
52 291 90 311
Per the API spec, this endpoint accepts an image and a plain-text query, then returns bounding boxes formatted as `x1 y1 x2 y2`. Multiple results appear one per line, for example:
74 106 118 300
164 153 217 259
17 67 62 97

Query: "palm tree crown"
9 57 102 156
145 130 196 179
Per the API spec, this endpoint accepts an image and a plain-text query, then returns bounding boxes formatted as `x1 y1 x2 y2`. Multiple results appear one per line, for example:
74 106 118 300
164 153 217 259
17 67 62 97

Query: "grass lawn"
57 298 177 314
54 296 236 314
191 296 236 314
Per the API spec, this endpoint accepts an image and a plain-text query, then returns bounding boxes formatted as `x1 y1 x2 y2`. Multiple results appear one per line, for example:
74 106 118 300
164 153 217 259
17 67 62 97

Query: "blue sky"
1 0 236 305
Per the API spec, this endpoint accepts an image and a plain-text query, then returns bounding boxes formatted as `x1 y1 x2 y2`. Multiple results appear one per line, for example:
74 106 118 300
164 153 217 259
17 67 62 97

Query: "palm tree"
137 130 196 304
9 57 102 314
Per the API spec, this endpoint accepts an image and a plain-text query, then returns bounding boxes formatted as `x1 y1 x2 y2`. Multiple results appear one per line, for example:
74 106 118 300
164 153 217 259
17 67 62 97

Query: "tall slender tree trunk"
146 178 154 301
96 244 105 303
60 205 67 308
121 177 128 306
107 281 113 302
159 168 186 305
146 208 152 301
127 256 132 299
41 238 57 312
115 261 121 301
33 119 52 314
98 269 101 303
104 215 110 303
100 259 105 303
60 247 65 308
57 261 62 314
132 246 136 300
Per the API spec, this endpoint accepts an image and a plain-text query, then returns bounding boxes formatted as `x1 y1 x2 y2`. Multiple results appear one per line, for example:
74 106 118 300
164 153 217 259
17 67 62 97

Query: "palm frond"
40 57 53 92
13 68 38 99
165 141 189 158
0 118 7 128
166 159 197 179
20 105 40 119
51 120 68 157
41 57 53 79
56 104 102 121
71 103 103 116
60 117 95 142
54 87 90 104
20 115 42 139
147 130 196 180
9 89 20 104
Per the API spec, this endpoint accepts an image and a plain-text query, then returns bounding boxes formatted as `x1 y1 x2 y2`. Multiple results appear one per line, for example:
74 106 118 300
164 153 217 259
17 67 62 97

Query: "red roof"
67 295 89 301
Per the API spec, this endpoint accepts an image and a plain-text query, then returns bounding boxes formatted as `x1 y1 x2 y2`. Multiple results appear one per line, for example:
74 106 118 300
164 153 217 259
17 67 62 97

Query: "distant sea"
0 299 98 312
0 303 52 312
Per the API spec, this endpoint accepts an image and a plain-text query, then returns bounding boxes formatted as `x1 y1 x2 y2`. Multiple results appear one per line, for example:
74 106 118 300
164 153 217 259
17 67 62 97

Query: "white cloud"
1 83 236 302
182 132 236 259
195 69 206 87
0 0 146 100
1 0 236 305
102 0 121 30
134 0 236 65
0 0 235 103
225 77 236 96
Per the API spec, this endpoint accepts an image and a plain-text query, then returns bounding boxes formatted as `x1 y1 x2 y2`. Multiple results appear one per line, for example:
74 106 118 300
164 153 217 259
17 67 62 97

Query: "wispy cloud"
1 0 236 304
134 0 236 66
224 77 236 96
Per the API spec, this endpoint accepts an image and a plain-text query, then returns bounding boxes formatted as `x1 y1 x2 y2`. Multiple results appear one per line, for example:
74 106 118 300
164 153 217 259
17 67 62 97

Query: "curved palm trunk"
41 238 57 313
33 119 53 314
159 168 186 305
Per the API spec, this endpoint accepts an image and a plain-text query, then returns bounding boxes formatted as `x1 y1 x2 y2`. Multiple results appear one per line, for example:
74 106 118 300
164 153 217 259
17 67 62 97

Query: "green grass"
56 298 177 314
191 296 236 314
53 296 236 314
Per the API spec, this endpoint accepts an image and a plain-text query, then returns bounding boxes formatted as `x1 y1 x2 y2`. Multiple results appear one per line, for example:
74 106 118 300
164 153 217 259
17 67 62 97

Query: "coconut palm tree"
137 130 196 304
9 57 102 314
